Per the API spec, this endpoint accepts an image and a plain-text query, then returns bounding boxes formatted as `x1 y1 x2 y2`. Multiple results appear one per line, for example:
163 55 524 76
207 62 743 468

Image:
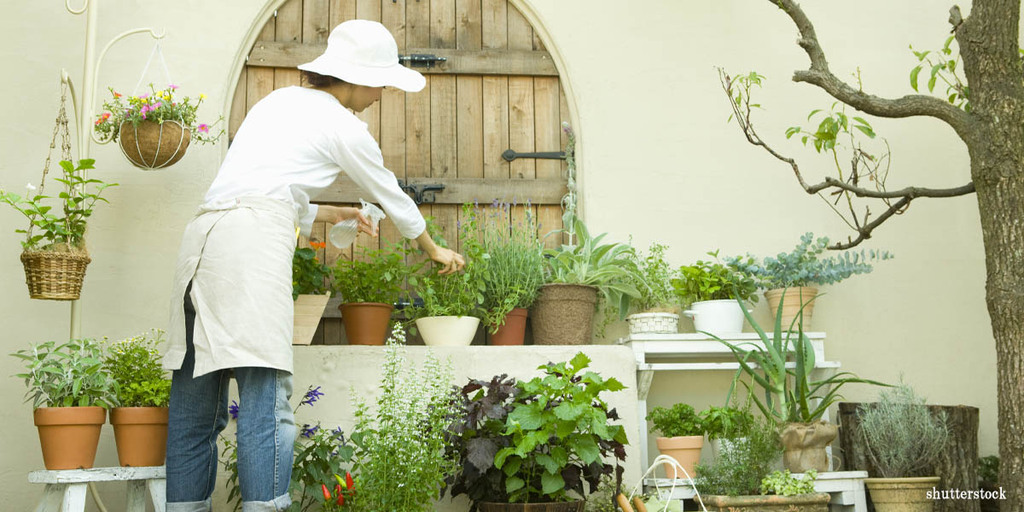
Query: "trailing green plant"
712 295 887 424
102 329 171 408
628 242 679 313
979 455 999 484
0 159 117 252
293 240 330 300
672 251 758 304
760 469 817 496
94 84 222 144
647 403 703 438
409 204 487 319
726 233 891 289
477 201 545 333
700 405 756 441
11 338 116 408
694 417 782 496
858 381 949 478
348 326 459 511
544 212 641 320
910 35 970 112
332 242 416 305
446 353 628 509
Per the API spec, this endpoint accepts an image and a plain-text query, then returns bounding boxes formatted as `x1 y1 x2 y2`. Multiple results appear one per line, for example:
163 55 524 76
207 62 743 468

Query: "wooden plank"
228 67 247 142
405 0 432 256
534 77 561 179
456 0 482 51
303 0 331 43
246 19 277 113
356 0 381 22
508 77 535 180
248 43 557 76
382 0 406 51
329 0 356 26
457 76 483 180
507 3 533 51
381 0 407 249
275 0 303 89
430 0 456 49
406 0 430 47
431 77 457 179
482 77 509 179
481 0 507 49
320 176 566 204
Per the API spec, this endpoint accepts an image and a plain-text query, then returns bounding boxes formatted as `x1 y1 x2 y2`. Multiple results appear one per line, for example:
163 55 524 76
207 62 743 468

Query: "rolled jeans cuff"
166 498 212 512
242 493 292 512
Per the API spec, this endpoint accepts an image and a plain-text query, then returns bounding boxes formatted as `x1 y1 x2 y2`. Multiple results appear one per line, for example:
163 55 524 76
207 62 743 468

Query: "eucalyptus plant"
11 338 116 408
726 232 891 289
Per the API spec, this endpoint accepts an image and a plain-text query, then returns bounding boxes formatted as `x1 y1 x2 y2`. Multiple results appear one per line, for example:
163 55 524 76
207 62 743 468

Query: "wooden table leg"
33 483 65 512
62 483 88 512
148 478 167 512
127 480 146 511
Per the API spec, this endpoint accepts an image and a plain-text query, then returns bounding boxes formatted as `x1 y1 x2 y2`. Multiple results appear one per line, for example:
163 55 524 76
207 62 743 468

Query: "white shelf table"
645 470 868 512
29 466 166 512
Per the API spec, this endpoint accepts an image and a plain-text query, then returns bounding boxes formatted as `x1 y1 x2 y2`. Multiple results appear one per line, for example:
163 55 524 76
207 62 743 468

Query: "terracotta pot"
490 308 528 345
625 311 679 334
655 435 704 479
33 406 106 470
703 493 831 512
780 421 838 473
293 294 330 345
110 407 169 467
340 302 394 345
864 477 941 512
531 284 598 345
118 120 191 169
764 287 818 330
416 316 481 346
478 501 585 512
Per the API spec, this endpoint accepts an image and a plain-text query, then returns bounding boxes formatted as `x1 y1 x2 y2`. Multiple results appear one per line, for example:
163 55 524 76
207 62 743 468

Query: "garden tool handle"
615 493 635 512
632 497 648 512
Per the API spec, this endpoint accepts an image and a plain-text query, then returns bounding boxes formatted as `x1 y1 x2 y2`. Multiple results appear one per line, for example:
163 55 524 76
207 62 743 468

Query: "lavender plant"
477 201 545 333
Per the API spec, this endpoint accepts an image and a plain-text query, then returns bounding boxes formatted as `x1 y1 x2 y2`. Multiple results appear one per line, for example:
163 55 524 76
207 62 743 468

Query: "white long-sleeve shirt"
202 86 425 239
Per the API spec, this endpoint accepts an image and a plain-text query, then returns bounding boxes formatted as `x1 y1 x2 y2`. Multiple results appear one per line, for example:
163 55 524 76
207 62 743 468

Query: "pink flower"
153 102 162 109
139 93 149 99
168 84 178 90
198 124 210 133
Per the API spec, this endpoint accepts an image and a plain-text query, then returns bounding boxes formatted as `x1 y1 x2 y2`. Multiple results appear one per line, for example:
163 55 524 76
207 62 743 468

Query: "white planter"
415 316 480 346
683 299 745 336
626 312 679 334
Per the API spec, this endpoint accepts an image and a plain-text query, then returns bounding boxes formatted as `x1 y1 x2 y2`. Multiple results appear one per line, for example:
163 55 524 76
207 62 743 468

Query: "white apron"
164 196 297 377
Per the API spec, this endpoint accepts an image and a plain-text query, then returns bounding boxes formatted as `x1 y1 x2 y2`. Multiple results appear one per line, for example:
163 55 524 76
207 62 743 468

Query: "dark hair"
300 70 347 88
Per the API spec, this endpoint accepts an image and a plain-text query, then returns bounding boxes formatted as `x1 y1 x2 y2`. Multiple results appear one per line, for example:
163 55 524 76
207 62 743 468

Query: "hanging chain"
28 82 73 244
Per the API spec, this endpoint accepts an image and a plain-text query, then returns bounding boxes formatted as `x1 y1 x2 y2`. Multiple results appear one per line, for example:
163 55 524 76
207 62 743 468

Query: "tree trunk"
838 403 980 512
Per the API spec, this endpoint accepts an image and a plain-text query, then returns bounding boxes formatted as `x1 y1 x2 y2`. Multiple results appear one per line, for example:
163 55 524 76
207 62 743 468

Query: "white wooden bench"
646 470 869 512
29 466 166 512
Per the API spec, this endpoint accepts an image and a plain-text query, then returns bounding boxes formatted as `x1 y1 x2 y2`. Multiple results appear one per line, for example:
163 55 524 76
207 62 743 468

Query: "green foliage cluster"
695 418 783 496
700 405 757 441
672 251 759 304
94 84 222 144
11 338 116 408
726 233 891 289
0 159 117 251
628 242 679 312
978 456 999 484
332 243 414 305
760 470 817 496
102 329 171 408
411 205 487 318
293 242 330 300
859 382 949 478
910 35 970 112
647 403 703 438
476 202 545 332
647 403 756 440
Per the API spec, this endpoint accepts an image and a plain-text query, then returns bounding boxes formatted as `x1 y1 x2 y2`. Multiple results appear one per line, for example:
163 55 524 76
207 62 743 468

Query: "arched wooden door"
230 0 571 344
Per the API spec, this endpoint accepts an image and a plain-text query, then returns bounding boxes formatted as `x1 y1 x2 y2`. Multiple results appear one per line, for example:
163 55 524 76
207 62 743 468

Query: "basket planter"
416 316 480 346
293 294 330 345
531 284 598 345
781 421 838 473
34 406 106 470
655 435 704 480
340 302 394 345
626 311 679 334
702 493 831 512
20 250 90 300
110 407 169 467
119 120 191 169
864 476 941 512
478 501 585 512
764 287 819 330
683 299 744 336
489 308 528 345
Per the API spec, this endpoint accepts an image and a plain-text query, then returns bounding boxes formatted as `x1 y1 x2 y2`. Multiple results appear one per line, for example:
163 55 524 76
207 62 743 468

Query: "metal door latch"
501 149 566 162
398 180 445 204
398 54 447 68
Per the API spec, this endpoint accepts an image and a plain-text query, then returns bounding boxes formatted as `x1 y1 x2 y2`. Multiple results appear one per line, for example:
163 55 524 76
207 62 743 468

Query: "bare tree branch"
771 0 975 138
808 177 975 199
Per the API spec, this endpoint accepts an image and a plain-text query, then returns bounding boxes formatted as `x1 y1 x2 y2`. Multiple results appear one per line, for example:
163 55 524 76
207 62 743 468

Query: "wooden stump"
837 402 981 512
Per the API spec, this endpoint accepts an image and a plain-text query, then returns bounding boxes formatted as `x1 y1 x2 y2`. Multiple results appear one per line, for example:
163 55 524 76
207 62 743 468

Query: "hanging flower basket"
118 120 191 170
21 249 91 301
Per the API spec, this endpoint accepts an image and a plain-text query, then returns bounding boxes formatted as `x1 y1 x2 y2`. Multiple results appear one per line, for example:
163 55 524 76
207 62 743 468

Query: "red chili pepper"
321 483 331 501
346 472 354 490
337 492 345 506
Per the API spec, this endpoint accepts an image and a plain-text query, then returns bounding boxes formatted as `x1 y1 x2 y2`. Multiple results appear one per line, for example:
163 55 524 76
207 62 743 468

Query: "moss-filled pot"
703 492 830 512
478 501 585 512
531 284 598 345
119 120 191 169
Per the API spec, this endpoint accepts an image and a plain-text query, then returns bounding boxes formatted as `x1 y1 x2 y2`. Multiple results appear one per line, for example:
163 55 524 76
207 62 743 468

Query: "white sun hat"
298 20 426 92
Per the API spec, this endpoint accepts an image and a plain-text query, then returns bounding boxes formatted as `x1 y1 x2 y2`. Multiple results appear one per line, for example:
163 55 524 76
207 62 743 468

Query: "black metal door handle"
501 149 566 162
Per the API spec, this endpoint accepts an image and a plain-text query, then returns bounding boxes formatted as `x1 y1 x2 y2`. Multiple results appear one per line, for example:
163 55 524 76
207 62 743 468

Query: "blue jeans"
166 285 296 512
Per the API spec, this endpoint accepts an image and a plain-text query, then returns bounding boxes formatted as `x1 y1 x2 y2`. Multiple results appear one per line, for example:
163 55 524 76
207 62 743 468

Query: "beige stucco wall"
0 1 1002 510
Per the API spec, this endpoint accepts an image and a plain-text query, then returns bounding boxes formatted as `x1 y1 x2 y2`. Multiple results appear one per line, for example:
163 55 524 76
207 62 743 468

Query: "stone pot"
764 287 819 330
702 493 831 512
864 476 941 512
478 501 585 512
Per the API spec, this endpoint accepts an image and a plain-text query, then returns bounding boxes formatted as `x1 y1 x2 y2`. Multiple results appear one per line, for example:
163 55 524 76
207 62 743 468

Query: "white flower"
25 183 36 192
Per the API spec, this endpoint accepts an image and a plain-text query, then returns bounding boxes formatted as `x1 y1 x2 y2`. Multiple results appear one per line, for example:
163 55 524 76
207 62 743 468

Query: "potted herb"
726 233 891 329
625 242 680 334
534 213 641 345
410 206 486 346
700 404 757 456
647 403 705 480
94 84 221 169
332 242 415 345
858 382 949 512
446 353 628 511
0 158 117 300
712 301 887 472
673 251 758 336
11 338 116 470
293 240 332 345
696 419 830 512
477 202 545 345
103 329 172 467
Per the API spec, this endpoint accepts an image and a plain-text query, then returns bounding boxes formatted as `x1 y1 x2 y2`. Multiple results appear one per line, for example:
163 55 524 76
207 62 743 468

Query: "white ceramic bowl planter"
416 316 480 346
683 299 745 336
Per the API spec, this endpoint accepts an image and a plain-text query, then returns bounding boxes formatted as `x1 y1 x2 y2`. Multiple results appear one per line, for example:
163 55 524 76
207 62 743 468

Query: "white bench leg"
62 483 88 512
34 484 65 512
148 478 167 512
127 480 147 511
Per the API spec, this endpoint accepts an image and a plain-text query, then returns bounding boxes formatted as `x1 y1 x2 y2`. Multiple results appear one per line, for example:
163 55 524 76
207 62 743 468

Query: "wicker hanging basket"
21 250 91 301
118 120 191 169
